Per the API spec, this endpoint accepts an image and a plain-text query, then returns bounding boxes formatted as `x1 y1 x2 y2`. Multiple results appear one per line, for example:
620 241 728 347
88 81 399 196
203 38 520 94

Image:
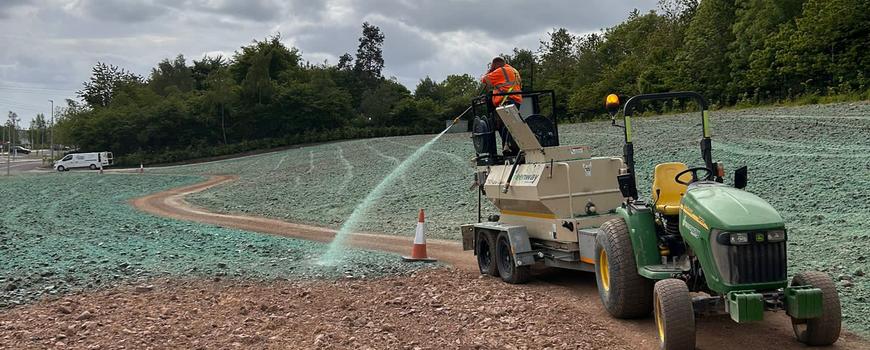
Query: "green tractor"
596 92 841 349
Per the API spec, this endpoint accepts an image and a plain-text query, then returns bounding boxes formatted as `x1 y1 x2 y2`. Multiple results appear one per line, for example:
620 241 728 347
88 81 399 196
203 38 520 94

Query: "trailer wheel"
654 279 695 350
476 230 498 276
594 218 653 318
495 232 530 284
89 164 97 170
790 271 841 346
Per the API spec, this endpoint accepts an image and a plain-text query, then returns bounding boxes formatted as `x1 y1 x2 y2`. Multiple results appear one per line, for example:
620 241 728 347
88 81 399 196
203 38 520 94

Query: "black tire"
654 279 696 350
495 232 530 284
476 230 498 276
57 166 65 172
89 164 97 170
790 271 841 346
594 218 653 318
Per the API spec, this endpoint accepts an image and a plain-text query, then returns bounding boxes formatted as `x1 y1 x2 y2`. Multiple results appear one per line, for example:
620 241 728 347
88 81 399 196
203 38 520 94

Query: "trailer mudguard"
469 222 536 266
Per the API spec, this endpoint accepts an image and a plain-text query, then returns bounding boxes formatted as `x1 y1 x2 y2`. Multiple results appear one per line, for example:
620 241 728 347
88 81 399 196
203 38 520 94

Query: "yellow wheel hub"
599 249 610 292
655 295 665 343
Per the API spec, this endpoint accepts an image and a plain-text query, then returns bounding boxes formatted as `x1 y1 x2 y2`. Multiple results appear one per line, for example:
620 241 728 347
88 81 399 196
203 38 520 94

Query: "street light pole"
7 111 16 176
49 99 54 161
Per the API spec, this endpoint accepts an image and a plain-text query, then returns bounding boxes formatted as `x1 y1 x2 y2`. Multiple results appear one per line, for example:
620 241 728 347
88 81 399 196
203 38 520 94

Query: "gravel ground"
151 101 870 334
0 268 640 349
0 174 431 309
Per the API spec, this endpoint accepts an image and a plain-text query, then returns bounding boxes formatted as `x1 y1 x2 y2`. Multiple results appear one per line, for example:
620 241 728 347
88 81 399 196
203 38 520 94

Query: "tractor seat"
652 162 688 216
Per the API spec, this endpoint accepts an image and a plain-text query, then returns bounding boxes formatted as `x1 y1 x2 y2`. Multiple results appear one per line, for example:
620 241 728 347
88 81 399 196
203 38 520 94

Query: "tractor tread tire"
654 279 696 350
476 230 498 277
496 232 530 284
791 271 841 346
595 218 653 318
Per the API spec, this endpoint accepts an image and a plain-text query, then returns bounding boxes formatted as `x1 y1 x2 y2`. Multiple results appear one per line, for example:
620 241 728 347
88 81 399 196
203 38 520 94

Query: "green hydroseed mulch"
0 174 430 308
152 102 870 334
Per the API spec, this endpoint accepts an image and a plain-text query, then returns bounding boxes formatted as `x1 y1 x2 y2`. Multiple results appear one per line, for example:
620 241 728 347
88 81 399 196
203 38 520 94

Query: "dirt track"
124 175 869 349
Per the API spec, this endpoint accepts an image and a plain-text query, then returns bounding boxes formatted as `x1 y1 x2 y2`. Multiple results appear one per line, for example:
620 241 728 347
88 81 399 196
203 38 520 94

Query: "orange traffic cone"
402 209 437 262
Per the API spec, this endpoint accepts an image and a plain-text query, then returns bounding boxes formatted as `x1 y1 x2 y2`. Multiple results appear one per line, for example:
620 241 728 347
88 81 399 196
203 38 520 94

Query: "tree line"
517 0 868 119
53 0 868 165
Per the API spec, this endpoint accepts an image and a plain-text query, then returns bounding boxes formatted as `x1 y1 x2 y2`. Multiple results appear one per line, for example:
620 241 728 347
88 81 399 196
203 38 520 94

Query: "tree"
231 35 301 84
337 53 354 71
360 79 409 126
149 54 195 96
241 50 275 105
728 0 806 99
205 67 236 144
78 62 143 108
31 113 47 148
502 48 537 90
414 76 442 101
674 0 736 103
538 28 577 116
192 55 227 90
772 0 870 95
354 22 385 81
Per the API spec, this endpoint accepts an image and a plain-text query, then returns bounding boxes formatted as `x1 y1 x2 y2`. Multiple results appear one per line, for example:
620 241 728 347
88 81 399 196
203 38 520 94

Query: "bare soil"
2 268 867 350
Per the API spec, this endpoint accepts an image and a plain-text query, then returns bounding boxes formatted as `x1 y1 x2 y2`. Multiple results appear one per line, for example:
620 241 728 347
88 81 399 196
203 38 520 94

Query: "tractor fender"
614 206 663 271
467 222 536 267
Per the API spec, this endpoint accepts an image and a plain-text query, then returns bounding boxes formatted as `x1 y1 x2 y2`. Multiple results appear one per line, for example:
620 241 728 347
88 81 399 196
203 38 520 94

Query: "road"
0 157 48 175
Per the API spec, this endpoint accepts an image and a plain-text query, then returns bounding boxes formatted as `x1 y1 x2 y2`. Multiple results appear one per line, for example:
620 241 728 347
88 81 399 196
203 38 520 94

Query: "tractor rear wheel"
495 232 530 284
790 271 841 346
476 230 498 276
654 279 696 350
594 218 653 318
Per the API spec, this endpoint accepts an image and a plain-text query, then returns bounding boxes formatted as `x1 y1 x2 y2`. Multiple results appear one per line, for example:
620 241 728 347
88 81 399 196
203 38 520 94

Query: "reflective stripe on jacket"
481 64 522 106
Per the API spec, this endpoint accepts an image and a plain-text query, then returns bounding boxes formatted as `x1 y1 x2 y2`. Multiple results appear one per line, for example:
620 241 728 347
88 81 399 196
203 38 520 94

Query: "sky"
0 0 659 125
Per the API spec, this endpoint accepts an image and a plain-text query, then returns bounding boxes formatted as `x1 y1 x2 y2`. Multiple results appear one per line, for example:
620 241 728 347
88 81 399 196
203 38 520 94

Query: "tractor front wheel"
594 218 653 318
476 230 498 276
790 271 841 346
654 279 696 350
495 232 530 284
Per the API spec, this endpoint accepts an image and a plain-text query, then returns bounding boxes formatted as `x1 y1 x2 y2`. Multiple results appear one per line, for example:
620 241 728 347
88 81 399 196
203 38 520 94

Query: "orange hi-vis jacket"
481 64 522 106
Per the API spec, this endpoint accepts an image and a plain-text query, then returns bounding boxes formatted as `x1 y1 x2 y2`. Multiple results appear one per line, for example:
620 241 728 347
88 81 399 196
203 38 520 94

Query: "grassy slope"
0 174 426 308
154 101 870 334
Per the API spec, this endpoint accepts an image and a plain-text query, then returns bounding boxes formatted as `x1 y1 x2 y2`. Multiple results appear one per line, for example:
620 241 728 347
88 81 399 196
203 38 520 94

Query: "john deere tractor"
597 92 841 349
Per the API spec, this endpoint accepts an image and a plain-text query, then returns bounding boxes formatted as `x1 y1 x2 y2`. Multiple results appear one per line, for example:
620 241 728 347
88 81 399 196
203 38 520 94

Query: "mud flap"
461 224 475 251
505 227 536 267
465 223 535 266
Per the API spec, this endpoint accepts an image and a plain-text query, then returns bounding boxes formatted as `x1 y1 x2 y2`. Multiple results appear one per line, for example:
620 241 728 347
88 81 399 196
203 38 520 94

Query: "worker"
481 56 522 156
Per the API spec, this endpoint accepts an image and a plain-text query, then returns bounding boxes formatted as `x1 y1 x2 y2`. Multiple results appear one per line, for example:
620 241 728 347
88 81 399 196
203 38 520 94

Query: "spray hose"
451 105 473 125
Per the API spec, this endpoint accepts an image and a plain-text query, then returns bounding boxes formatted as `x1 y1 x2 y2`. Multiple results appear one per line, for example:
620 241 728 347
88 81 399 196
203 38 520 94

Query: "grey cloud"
171 0 296 22
294 25 360 59
71 0 170 22
357 0 642 40
0 0 35 18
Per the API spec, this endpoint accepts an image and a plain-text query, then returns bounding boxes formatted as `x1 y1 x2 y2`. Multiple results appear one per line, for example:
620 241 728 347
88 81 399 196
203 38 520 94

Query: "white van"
54 152 113 171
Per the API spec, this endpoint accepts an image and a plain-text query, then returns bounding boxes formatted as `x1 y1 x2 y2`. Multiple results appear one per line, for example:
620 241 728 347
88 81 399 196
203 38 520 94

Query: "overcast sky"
0 0 658 125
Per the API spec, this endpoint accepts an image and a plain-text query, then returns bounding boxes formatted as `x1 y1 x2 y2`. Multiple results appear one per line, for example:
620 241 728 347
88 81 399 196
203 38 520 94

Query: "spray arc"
318 108 471 265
